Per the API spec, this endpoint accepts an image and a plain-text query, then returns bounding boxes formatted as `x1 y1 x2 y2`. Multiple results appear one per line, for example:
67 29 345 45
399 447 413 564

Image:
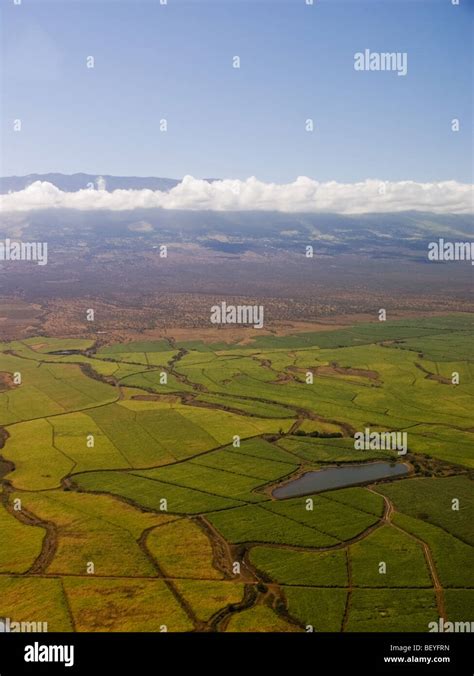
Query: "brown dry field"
0 294 469 346
0 250 472 342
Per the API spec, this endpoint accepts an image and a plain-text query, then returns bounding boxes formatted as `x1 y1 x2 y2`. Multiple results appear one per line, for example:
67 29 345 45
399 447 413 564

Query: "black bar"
0 633 471 675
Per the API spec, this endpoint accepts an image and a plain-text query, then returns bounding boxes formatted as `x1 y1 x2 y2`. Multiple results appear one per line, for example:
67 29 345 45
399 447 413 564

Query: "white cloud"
1 176 472 214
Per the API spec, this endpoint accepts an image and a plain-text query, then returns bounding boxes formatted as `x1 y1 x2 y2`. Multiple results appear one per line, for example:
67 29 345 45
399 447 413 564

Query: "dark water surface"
272 462 409 499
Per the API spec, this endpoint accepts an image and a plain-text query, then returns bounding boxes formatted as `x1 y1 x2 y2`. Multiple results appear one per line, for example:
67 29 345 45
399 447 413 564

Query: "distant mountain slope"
0 175 472 262
0 173 218 193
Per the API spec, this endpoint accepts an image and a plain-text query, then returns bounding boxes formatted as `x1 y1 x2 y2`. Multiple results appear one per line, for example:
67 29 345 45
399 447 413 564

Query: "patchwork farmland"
0 315 472 632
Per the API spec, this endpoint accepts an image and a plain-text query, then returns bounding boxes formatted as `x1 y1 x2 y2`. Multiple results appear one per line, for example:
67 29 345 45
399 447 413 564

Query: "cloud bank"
1 176 472 215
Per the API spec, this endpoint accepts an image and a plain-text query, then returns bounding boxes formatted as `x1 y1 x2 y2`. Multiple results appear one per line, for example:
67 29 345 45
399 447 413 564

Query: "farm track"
138 525 204 631
368 486 447 621
60 578 77 632
0 570 466 591
178 392 290 419
0 395 121 428
391 523 447 620
341 549 352 632
66 431 282 479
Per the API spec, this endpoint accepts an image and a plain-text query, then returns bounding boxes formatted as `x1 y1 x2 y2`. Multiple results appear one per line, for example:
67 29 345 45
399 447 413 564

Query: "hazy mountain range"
0 173 195 194
1 174 472 263
2 174 471 217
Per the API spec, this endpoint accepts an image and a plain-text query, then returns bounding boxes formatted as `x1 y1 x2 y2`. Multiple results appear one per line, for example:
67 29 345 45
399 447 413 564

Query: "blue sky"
1 0 472 182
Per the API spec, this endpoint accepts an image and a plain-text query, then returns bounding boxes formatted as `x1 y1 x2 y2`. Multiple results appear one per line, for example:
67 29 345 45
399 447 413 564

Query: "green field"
250 546 348 586
0 315 472 631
